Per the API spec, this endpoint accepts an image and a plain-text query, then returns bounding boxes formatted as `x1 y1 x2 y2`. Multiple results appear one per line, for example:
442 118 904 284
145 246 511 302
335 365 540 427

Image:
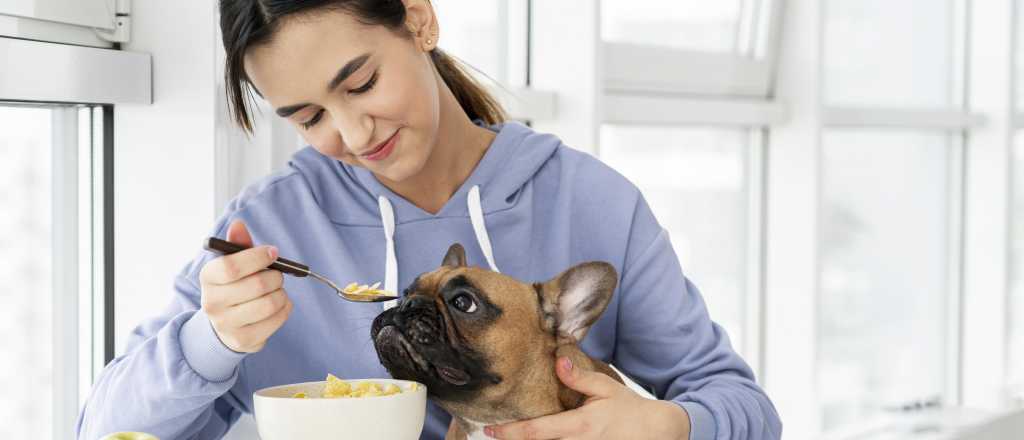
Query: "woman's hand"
199 220 293 353
484 357 691 440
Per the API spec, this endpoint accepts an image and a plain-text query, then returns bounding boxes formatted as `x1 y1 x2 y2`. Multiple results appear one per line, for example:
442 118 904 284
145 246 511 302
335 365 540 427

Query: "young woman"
78 1 782 439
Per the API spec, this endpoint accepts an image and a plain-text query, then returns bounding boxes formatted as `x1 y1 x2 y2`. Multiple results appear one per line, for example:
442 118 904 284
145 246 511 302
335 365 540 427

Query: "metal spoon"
203 237 398 303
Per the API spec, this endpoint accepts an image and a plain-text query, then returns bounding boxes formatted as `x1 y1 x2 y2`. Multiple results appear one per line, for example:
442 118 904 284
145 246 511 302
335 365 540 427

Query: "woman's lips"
362 130 399 161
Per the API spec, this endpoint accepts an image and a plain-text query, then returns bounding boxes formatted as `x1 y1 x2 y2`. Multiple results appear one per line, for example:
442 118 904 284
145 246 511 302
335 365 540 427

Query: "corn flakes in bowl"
253 374 426 440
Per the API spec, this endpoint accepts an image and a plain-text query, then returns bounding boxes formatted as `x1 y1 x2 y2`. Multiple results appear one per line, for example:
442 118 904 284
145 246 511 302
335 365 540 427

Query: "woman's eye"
450 294 477 313
300 110 323 130
350 71 378 95
297 71 378 130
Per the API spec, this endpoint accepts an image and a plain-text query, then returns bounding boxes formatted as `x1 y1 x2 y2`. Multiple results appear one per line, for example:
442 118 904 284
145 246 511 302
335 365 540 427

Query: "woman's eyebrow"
275 52 372 117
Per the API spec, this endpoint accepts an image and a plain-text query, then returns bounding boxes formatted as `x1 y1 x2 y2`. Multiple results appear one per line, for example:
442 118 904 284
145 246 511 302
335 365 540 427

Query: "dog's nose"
399 295 431 313
394 295 429 327
395 295 441 346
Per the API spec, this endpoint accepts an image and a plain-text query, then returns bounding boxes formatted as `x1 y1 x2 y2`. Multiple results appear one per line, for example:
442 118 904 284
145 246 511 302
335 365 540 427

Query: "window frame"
600 0 783 99
1 30 135 440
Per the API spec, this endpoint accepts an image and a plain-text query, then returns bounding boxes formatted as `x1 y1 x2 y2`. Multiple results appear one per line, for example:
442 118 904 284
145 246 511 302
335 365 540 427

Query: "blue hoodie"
77 121 781 440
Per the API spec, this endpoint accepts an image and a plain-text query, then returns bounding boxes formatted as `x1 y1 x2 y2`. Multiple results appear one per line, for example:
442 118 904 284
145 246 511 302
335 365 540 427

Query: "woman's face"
243 4 440 182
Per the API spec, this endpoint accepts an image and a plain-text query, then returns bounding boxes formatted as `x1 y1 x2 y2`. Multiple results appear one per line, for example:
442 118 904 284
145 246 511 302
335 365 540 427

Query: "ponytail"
430 49 507 125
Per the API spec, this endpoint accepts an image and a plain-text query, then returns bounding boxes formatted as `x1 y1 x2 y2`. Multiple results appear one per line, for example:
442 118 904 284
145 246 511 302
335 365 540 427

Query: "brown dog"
371 243 624 439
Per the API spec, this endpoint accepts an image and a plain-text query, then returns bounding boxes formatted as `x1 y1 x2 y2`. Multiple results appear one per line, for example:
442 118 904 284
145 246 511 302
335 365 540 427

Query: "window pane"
1018 2 1024 111
601 0 744 52
434 0 503 82
0 106 54 439
1010 135 1024 400
600 126 751 353
824 0 955 107
818 130 951 430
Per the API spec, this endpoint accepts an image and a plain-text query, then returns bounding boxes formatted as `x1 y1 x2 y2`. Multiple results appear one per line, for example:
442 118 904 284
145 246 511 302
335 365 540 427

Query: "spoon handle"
203 237 310 278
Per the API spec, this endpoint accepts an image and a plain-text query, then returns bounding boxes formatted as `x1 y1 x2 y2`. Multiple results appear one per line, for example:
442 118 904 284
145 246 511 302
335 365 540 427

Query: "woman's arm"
77 224 250 440
612 195 783 440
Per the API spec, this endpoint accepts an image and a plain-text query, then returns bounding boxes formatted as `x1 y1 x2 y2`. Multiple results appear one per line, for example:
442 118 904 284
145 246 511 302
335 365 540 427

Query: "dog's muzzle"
371 295 472 387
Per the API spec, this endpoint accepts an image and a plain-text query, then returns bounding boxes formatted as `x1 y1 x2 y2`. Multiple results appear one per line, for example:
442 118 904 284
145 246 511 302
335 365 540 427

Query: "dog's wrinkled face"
371 243 617 410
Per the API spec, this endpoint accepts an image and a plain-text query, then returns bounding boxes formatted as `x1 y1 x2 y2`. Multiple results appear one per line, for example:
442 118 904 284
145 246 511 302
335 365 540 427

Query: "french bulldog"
371 243 624 440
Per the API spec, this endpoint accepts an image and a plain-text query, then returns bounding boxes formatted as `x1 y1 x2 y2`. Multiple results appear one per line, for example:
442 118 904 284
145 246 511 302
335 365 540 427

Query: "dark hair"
219 0 507 135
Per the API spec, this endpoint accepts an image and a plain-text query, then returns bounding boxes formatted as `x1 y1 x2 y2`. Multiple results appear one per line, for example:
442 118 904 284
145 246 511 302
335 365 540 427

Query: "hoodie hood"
288 120 560 304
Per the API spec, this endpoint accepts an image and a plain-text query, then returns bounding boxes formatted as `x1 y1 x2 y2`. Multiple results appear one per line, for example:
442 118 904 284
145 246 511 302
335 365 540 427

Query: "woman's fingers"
221 297 294 352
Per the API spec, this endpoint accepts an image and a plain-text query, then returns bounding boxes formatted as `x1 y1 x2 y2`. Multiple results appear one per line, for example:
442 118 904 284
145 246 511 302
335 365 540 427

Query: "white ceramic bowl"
253 379 427 440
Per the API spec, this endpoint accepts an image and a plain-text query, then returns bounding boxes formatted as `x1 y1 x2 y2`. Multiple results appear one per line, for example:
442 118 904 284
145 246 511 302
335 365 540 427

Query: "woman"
77 1 782 439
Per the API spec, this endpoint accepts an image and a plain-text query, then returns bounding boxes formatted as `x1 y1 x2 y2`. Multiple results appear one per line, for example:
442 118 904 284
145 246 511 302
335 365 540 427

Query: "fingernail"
484 427 495 437
267 246 278 260
562 356 573 371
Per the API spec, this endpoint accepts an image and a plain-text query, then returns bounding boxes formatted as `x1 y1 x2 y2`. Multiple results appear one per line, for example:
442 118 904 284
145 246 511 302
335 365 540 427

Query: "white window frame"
532 0 784 388
1009 0 1024 406
48 104 114 440
536 0 1024 438
2 101 114 440
771 0 1023 438
964 0 1019 414
1 28 145 440
601 0 783 99
604 43 777 97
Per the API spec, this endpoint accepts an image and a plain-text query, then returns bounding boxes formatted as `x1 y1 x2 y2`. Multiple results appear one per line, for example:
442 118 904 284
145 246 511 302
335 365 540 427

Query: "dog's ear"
442 243 467 267
538 262 617 343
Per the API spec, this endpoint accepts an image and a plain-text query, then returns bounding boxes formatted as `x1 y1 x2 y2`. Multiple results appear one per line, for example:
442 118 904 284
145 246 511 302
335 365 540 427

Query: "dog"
371 243 624 439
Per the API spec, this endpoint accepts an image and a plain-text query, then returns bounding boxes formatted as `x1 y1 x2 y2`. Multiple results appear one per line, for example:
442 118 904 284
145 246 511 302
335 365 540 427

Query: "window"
602 0 744 53
600 126 758 356
824 0 957 108
1011 137 1024 404
599 0 780 98
0 104 110 439
433 0 530 88
0 106 55 439
433 0 505 83
817 130 955 429
813 0 968 433
1011 0 1024 407
601 0 774 56
432 0 536 119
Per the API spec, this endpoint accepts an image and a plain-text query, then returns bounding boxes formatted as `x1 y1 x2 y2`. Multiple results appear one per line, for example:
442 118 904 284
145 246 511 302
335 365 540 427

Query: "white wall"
115 1 216 353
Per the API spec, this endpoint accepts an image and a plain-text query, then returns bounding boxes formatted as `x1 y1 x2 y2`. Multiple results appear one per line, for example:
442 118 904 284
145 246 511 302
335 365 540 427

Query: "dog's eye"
450 293 477 313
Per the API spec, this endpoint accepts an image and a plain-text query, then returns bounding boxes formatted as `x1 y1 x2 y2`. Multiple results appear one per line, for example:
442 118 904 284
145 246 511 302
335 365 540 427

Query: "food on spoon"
342 281 391 296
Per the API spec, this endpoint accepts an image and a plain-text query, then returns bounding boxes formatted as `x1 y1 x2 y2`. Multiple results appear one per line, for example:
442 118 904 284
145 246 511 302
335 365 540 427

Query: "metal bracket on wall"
93 0 131 44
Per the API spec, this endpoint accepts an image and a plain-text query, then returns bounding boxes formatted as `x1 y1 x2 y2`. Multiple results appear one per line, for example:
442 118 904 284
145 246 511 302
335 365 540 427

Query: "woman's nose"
328 106 373 153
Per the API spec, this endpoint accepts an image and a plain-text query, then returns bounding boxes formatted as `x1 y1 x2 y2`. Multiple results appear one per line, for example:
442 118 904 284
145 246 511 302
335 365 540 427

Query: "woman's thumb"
226 219 253 247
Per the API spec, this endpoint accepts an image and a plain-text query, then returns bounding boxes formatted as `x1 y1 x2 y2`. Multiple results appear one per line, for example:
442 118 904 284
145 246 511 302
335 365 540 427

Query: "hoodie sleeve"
611 194 782 440
76 218 251 440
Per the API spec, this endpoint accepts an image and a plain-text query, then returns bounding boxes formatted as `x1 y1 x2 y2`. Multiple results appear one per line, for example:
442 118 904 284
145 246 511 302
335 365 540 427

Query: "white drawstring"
468 185 500 273
377 185 500 311
378 196 399 310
